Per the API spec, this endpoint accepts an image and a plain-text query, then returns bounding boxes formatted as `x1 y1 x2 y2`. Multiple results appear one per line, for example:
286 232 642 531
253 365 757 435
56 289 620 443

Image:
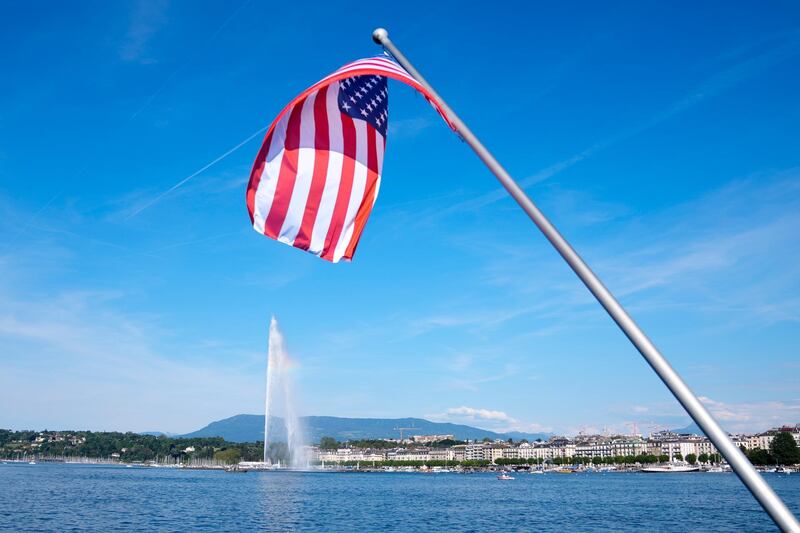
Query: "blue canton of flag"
338 75 389 137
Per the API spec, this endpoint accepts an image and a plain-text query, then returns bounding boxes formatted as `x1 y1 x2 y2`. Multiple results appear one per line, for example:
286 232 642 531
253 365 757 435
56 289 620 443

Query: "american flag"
246 56 452 262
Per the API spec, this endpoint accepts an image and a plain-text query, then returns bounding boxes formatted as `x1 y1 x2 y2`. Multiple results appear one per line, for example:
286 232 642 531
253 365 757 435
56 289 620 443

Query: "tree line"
0 429 276 465
743 433 800 466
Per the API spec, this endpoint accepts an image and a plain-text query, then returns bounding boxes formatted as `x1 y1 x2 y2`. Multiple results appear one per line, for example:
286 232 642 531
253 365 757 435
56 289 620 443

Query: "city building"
411 435 455 444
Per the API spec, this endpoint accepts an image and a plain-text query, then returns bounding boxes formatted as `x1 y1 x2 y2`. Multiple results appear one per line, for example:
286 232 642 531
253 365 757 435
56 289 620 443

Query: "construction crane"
393 425 417 442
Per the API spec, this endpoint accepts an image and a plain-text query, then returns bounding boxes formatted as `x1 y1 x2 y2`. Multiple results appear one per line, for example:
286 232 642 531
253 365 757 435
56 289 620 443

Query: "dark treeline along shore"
0 430 273 464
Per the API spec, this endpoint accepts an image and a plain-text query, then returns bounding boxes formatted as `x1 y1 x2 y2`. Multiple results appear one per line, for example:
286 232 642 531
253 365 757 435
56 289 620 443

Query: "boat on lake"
641 463 699 473
497 473 515 480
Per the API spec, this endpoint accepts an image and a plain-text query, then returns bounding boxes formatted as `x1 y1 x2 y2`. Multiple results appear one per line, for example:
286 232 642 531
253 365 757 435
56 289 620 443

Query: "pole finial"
372 28 389 44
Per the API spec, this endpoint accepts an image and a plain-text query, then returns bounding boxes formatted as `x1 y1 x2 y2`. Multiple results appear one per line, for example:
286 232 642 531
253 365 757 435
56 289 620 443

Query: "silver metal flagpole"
371 28 800 532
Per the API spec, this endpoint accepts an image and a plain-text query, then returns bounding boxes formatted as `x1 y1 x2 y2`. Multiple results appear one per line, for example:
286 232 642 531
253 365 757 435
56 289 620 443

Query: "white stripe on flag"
278 93 317 245
252 114 289 234
308 83 343 255
332 118 369 262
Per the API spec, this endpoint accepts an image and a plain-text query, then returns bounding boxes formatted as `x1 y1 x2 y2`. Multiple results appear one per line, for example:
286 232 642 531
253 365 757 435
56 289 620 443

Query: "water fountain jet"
263 317 309 469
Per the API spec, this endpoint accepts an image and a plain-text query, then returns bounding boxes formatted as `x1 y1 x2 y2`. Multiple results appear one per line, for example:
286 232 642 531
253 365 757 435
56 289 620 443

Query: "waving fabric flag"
246 56 452 262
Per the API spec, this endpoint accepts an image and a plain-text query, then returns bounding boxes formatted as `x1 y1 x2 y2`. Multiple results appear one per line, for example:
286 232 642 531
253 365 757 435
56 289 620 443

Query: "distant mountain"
179 414 551 443
669 422 704 436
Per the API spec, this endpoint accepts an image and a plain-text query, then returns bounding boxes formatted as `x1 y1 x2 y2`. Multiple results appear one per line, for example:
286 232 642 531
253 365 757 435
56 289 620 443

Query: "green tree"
592 456 603 465
213 448 241 464
319 437 338 450
658 454 669 463
698 453 709 464
770 433 800 465
685 453 697 465
674 453 683 461
747 448 774 466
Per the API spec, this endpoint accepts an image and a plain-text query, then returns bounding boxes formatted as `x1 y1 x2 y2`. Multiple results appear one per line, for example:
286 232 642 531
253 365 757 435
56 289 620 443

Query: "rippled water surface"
1 463 799 531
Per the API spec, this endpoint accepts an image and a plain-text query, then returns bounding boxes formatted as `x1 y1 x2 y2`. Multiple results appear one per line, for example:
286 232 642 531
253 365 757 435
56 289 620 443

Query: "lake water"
1 463 799 531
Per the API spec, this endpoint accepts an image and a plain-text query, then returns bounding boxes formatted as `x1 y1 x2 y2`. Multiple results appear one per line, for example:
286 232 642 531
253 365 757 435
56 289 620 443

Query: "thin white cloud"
470 171 800 331
0 280 263 433
428 406 553 434
422 31 800 221
120 0 169 63
698 396 800 432
443 406 516 423
388 117 433 139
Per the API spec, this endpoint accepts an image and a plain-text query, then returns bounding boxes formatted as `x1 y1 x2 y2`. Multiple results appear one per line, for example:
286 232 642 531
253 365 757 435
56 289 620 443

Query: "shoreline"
5 458 792 475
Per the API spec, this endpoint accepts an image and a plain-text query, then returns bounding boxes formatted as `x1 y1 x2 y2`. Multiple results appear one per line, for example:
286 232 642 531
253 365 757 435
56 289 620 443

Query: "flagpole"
372 28 800 532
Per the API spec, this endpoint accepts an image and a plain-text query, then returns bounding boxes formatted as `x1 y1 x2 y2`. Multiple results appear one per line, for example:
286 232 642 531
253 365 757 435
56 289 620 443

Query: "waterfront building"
659 440 697 460
501 446 519 460
748 434 775 451
464 444 486 461
517 442 535 460
428 449 450 462
611 438 649 457
574 442 611 458
775 425 800 445
486 444 507 463
411 435 455 444
693 439 717 457
242 424 798 467
389 448 431 462
450 445 466 461
317 448 387 463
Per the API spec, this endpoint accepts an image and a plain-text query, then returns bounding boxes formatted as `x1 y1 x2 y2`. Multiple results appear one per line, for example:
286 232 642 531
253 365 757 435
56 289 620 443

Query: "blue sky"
1 1 799 436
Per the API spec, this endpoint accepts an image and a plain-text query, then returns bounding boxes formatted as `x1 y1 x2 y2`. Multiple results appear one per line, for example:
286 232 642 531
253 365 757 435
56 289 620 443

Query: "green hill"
180 414 551 443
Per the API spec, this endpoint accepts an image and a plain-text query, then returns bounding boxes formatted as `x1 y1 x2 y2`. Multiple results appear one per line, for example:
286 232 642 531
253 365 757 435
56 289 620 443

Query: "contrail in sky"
125 125 267 219
128 0 253 121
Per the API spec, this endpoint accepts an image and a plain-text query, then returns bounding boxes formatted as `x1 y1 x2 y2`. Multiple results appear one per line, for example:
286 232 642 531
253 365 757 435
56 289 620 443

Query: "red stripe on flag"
293 86 330 250
321 112 356 260
343 127 380 260
263 100 305 239
245 129 274 224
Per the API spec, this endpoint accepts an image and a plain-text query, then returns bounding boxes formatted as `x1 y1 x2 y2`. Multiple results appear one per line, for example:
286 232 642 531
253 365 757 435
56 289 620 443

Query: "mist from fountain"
263 317 309 469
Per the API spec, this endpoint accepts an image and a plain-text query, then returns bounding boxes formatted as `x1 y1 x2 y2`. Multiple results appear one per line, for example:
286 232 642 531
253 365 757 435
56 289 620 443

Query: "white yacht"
641 463 700 473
